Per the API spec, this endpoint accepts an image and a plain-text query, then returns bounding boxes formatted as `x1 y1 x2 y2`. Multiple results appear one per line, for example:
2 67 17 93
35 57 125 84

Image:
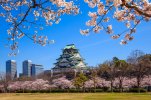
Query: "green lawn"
0 93 151 100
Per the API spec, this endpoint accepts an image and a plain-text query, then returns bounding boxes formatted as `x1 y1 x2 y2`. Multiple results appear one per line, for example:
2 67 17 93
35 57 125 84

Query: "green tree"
98 61 115 92
74 73 88 92
114 60 130 92
113 57 119 63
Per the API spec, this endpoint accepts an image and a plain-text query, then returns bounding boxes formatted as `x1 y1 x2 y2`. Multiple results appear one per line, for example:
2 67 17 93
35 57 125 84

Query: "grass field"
0 93 151 100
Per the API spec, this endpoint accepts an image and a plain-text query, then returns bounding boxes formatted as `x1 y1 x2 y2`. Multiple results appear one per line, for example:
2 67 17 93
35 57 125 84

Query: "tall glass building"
23 60 32 77
31 64 44 76
6 60 17 80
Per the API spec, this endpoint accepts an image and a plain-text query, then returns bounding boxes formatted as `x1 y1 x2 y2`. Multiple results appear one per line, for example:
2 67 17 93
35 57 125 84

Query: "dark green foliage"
74 73 88 89
129 88 147 93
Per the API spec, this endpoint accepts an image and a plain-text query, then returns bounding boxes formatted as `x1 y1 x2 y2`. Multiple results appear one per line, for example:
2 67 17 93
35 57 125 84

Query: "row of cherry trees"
0 76 74 93
0 50 151 93
96 50 151 92
0 74 151 93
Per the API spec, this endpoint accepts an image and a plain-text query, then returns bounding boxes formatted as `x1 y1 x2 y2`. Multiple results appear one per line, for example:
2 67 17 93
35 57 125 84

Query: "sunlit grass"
0 93 151 100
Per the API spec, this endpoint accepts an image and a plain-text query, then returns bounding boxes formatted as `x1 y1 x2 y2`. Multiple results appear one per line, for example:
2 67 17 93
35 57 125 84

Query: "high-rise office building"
31 64 44 76
19 73 23 78
6 60 17 80
23 60 32 77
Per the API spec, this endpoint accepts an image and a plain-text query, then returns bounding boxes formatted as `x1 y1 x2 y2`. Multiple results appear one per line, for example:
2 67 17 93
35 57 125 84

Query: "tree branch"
122 0 151 17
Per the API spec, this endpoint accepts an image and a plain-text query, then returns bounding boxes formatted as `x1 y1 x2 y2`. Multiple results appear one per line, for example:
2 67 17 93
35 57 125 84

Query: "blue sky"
0 1 151 75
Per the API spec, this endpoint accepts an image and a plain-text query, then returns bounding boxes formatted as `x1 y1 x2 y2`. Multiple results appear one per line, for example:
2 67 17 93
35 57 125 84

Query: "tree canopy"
0 0 151 55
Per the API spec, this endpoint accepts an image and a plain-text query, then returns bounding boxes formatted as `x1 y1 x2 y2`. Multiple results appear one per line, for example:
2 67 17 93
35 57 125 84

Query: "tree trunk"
110 80 113 92
119 79 123 92
137 77 141 93
83 83 85 92
94 79 96 93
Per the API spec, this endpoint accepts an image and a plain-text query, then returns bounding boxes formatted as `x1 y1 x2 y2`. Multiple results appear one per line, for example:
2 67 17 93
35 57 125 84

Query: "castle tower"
52 44 87 76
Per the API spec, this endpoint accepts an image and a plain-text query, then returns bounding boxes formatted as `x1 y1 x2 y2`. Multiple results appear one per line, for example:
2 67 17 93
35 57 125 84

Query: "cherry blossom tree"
19 81 33 92
85 79 95 89
89 69 98 92
8 81 23 92
1 76 151 92
52 76 75 89
0 73 12 93
114 60 130 92
96 77 110 88
141 75 151 91
0 0 151 55
113 77 136 91
127 50 151 92
8 79 52 92
0 0 79 56
30 79 51 91
98 60 116 92
0 84 4 93
84 77 110 90
80 0 151 45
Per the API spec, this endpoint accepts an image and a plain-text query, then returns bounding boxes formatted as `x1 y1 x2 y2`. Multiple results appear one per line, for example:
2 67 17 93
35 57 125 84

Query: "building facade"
23 60 32 77
31 64 44 76
52 44 88 76
19 73 23 78
6 60 17 80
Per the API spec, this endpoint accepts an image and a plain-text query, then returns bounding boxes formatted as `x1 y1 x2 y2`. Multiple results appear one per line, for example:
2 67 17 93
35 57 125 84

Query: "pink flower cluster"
8 79 51 91
52 76 75 89
0 0 79 56
84 77 111 88
85 76 151 89
81 0 151 45
1 76 151 92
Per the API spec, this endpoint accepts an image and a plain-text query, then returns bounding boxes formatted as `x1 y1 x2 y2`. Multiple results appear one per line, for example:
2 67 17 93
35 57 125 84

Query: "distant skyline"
0 1 151 74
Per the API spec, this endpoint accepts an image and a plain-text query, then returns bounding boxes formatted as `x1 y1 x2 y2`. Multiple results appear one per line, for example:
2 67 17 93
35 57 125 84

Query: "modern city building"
44 70 53 77
31 64 44 76
6 60 17 80
23 60 32 77
19 73 23 78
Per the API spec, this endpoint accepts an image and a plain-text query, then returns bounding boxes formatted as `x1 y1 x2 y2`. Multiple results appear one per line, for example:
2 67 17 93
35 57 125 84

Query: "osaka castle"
52 44 88 74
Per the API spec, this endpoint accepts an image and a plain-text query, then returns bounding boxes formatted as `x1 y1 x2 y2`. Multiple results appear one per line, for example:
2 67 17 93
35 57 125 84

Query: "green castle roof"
53 44 87 69
64 44 76 49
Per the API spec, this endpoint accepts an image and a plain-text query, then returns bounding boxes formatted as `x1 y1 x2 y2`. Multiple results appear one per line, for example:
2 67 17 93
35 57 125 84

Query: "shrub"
129 88 147 93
